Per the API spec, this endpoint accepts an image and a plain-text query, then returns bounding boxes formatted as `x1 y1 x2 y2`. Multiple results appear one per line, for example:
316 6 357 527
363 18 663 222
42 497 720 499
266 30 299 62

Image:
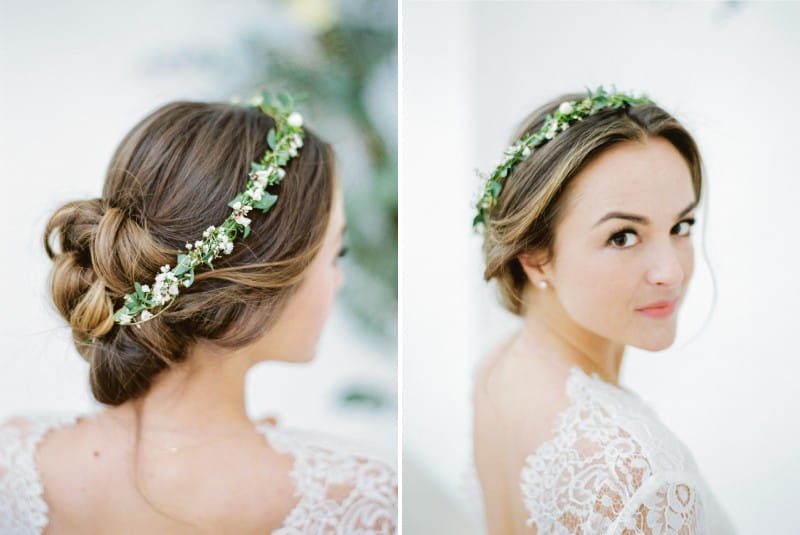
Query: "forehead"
562 137 695 222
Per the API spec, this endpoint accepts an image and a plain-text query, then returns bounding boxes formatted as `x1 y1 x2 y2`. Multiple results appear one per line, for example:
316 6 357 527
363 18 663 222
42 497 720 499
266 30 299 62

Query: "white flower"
287 112 303 127
241 204 253 214
232 201 242 210
223 242 234 254
119 313 132 325
183 278 192 287
185 243 193 250
194 240 203 249
293 134 303 148
141 285 150 293
522 146 531 157
169 283 179 296
246 187 263 201
558 101 574 115
234 214 251 226
160 265 171 273
140 310 153 321
275 168 286 179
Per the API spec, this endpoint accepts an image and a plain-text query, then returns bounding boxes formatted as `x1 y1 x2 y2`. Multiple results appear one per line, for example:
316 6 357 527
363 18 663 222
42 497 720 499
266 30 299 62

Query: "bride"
471 87 736 534
0 93 397 533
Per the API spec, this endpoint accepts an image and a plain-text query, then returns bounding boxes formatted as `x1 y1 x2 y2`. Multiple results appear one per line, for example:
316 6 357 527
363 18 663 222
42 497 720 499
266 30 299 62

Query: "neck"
519 283 625 385
109 341 256 433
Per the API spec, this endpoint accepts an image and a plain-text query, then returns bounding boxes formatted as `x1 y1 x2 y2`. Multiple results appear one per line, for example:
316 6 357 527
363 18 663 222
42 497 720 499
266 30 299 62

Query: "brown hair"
44 100 335 406
482 92 704 315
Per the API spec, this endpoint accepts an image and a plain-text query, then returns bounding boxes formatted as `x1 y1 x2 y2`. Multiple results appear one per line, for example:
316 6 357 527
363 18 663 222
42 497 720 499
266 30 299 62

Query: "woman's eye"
673 217 696 236
608 218 696 249
608 228 639 249
335 245 348 263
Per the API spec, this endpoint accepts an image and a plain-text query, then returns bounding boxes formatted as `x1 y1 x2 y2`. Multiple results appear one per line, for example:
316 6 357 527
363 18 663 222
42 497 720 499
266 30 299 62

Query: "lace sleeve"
262 426 398 534
0 413 78 535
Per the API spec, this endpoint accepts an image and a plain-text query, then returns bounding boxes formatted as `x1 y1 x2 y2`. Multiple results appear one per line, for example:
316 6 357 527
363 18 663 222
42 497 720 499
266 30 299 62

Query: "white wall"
402 1 800 532
0 0 396 465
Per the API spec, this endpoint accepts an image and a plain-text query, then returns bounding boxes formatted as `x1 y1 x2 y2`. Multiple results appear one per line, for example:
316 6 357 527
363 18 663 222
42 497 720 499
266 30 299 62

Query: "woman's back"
472 335 574 534
1 410 397 534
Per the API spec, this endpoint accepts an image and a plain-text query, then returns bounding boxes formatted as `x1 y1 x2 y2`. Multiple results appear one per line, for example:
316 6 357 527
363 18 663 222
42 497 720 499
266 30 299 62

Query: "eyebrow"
593 200 698 228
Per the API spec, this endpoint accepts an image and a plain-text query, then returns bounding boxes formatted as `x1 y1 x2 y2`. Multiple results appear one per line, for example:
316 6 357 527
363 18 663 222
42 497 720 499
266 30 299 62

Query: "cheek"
553 246 638 330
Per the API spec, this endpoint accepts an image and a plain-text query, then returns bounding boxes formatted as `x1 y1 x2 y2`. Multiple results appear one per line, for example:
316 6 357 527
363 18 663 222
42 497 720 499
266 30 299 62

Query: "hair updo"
482 91 704 315
44 101 335 406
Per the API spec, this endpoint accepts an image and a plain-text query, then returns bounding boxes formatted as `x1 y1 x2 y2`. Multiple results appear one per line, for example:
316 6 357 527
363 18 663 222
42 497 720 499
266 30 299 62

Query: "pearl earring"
537 280 548 289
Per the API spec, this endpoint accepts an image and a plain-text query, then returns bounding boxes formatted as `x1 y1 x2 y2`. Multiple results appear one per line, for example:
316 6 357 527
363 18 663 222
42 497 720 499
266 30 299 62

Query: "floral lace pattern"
0 412 397 534
519 366 736 534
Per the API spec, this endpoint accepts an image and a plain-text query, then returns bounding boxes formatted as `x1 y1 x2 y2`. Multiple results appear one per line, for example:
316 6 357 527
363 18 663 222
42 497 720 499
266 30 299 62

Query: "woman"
0 93 397 533
471 87 735 534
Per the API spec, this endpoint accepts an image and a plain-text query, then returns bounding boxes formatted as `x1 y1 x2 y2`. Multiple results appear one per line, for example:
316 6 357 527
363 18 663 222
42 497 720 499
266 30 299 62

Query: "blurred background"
402 1 799 533
0 0 396 465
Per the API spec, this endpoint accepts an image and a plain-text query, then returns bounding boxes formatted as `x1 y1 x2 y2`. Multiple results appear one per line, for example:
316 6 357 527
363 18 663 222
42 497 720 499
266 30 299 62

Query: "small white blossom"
232 201 242 210
522 146 532 157
195 240 203 248
141 285 150 293
185 243 193 250
559 101 574 115
169 283 179 296
160 265 171 273
246 187 263 201
183 278 192 287
119 313 132 324
234 214 251 226
287 112 303 127
140 310 153 321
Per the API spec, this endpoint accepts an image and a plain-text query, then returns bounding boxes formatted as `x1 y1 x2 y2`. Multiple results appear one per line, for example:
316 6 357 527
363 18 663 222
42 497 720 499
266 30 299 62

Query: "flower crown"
472 85 653 231
113 91 306 326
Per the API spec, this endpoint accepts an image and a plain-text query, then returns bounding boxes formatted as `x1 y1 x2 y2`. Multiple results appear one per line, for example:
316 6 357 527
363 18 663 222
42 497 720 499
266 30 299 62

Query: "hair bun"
44 198 116 340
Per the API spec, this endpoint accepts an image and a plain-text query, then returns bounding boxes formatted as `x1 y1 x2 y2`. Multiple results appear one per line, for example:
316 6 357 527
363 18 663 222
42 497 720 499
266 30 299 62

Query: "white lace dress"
468 365 737 534
0 411 397 534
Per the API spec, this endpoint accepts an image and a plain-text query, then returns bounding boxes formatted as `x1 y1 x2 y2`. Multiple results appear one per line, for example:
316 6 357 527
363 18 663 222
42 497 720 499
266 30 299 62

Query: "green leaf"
227 194 245 208
267 128 277 150
277 93 291 108
183 269 195 288
174 254 191 276
253 192 278 212
243 225 251 239
134 282 144 298
491 181 502 197
250 162 267 172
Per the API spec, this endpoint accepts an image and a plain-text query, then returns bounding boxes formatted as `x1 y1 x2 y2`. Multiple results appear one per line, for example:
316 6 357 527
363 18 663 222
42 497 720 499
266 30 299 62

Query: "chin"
631 329 677 352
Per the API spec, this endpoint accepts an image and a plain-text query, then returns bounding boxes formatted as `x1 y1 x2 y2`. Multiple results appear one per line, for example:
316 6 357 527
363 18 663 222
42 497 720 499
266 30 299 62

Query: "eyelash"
337 245 349 260
607 218 696 249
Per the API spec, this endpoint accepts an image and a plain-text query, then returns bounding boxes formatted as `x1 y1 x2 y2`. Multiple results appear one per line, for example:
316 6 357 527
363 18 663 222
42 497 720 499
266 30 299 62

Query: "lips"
636 298 678 318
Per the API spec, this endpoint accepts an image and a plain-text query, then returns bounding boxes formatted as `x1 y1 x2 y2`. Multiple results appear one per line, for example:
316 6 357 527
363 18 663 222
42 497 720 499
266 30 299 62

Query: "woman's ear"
518 250 550 286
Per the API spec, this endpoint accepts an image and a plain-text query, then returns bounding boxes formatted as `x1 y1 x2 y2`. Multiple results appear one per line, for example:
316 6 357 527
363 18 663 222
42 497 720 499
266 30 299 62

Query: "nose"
645 240 685 287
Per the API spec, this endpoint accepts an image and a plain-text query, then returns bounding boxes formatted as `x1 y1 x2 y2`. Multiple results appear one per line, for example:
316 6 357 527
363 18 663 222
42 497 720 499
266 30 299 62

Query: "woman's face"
253 186 346 363
534 136 697 351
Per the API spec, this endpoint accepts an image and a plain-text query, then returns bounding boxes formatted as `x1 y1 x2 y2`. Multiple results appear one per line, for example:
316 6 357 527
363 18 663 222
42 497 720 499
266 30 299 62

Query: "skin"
35 186 347 534
473 136 698 533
